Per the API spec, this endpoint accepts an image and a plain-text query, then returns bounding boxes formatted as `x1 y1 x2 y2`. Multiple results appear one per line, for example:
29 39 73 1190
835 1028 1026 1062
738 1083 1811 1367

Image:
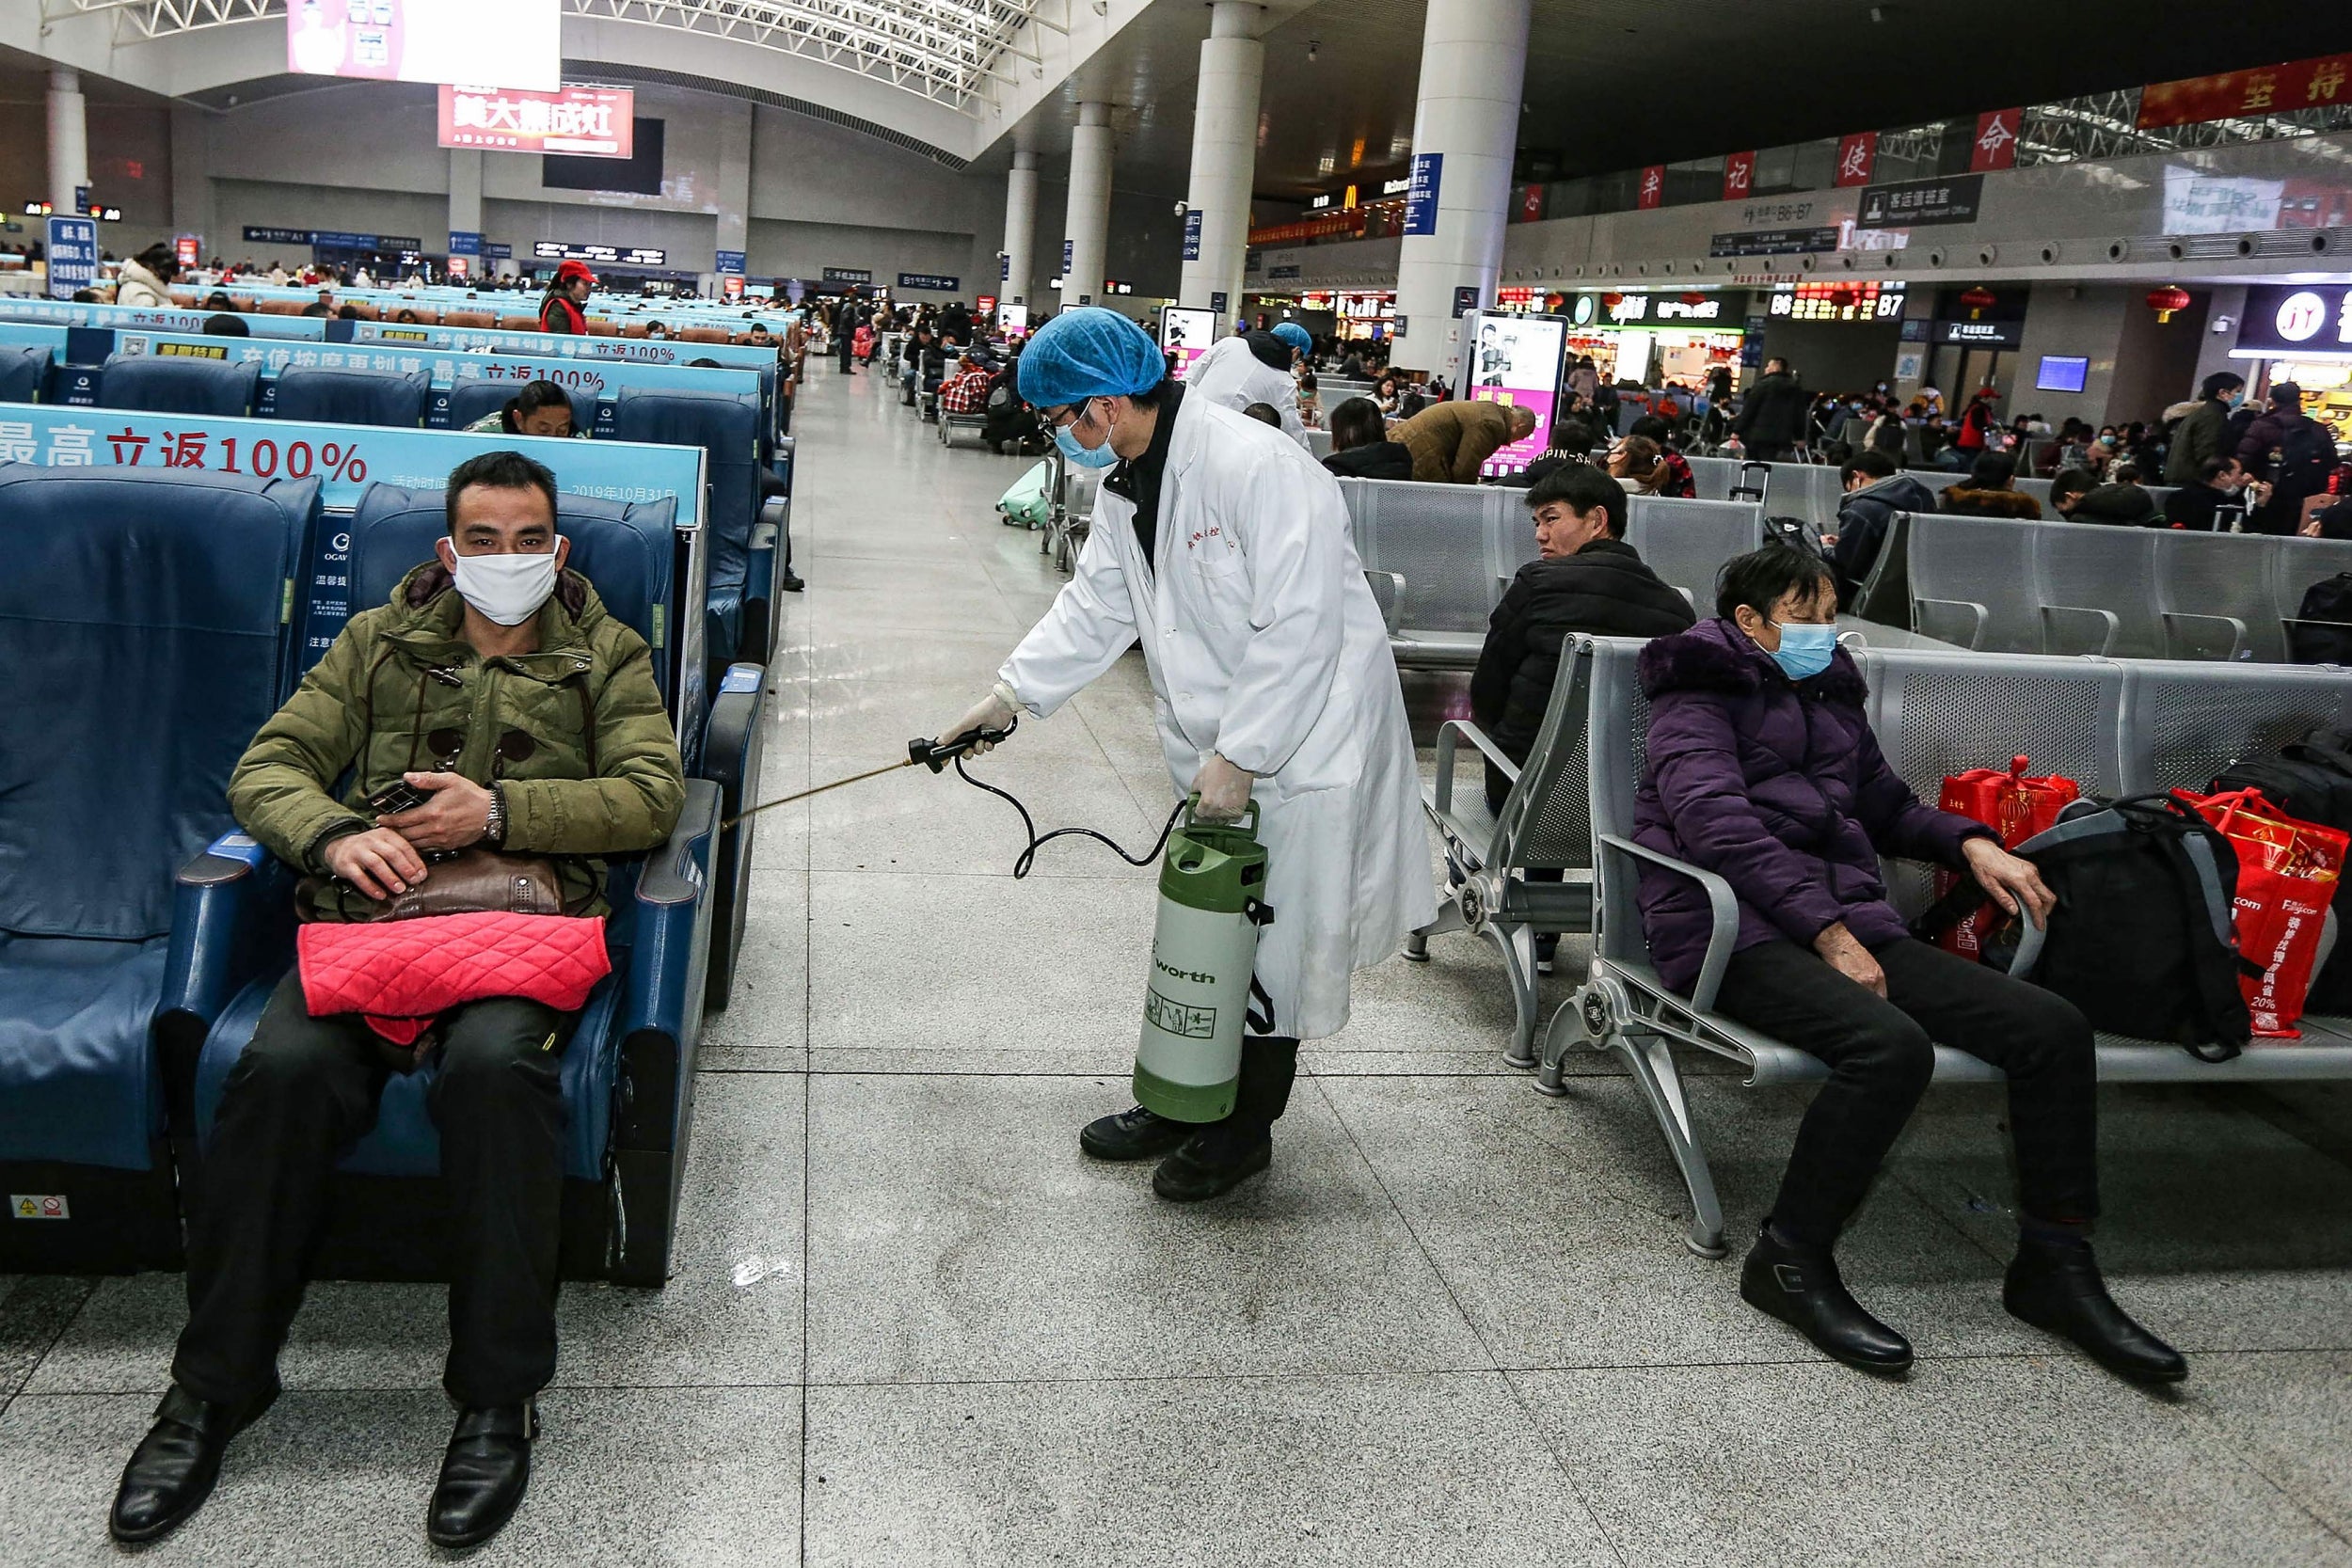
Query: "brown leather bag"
295 846 568 924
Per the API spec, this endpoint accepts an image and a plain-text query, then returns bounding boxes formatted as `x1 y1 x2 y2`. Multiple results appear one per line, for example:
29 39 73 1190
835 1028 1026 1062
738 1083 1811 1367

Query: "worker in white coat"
946 308 1436 1202
1184 329 1311 451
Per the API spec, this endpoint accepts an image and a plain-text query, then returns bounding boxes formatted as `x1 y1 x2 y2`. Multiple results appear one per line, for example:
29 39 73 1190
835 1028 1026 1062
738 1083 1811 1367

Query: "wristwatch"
483 784 508 847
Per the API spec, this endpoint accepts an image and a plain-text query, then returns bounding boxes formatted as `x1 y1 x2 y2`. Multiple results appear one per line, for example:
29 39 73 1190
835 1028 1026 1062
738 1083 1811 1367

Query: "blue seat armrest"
1597 833 1740 1013
157 833 294 1124
702 664 764 805
159 833 294 1044
618 780 721 1149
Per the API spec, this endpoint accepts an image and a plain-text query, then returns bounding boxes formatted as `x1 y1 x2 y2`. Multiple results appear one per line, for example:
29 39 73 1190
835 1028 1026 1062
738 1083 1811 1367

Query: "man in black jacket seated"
1470 466 1695 968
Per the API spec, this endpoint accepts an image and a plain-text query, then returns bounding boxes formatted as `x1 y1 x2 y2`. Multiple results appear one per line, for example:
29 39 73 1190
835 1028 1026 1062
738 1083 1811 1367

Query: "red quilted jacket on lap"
297 911 612 1045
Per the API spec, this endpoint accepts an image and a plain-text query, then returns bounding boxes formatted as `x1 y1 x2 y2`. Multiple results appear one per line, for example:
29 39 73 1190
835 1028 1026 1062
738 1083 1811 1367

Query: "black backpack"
2289 574 2352 666
2276 419 2338 494
2213 729 2352 1011
1919 795 2253 1060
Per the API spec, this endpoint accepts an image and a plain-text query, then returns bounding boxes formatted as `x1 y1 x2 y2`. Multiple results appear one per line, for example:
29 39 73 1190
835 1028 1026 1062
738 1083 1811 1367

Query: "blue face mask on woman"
1771 622 1839 680
1055 400 1120 468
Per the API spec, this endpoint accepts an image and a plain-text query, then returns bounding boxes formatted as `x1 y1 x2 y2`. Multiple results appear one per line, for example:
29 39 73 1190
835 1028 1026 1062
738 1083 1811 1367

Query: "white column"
1002 149 1039 306
1059 101 1114 310
48 69 88 215
1391 0 1531 379
714 98 752 287
169 104 215 255
448 150 484 241
1178 2 1264 325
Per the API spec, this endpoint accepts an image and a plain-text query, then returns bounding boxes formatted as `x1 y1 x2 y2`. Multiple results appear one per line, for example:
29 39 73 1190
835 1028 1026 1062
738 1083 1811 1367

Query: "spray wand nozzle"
907 718 1017 772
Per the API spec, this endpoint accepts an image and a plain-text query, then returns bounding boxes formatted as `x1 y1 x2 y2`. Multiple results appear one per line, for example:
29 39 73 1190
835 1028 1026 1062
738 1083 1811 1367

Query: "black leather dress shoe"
2005 1239 2186 1384
1079 1105 1194 1163
779 573 805 594
427 1402 537 1549
1152 1129 1273 1202
1740 1222 1914 1375
109 1381 278 1544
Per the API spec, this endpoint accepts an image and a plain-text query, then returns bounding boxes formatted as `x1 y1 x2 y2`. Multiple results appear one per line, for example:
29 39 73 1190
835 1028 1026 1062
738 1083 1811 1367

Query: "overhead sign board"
438 85 633 158
533 241 666 266
2235 284 2352 356
1935 318 2024 346
1403 152 1442 237
897 272 960 293
287 0 561 90
1857 174 1985 230
1708 227 1840 258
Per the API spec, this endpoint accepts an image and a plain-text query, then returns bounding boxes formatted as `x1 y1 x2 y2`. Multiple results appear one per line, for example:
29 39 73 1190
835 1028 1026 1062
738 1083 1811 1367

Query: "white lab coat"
1184 336 1311 451
999 394 1437 1039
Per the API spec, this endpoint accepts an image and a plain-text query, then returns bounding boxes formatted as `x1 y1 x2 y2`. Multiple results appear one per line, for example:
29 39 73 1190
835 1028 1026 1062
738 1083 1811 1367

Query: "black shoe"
1535 933 1559 976
779 573 805 594
109 1381 278 1544
1079 1105 1193 1163
2005 1239 2186 1385
1152 1129 1273 1202
1740 1222 1913 1375
427 1403 537 1550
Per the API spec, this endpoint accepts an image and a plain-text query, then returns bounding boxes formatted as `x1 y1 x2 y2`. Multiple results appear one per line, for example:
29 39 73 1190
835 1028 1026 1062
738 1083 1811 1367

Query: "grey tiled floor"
8 361 2352 1564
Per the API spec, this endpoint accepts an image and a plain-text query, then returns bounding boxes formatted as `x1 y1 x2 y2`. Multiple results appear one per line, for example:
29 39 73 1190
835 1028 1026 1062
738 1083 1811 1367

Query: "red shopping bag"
1933 756 2081 959
2178 788 2347 1038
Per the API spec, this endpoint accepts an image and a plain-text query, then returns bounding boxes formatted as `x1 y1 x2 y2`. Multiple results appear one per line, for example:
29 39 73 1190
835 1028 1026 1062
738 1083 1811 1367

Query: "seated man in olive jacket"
1392 395 1538 483
111 451 686 1554
1470 466 1696 969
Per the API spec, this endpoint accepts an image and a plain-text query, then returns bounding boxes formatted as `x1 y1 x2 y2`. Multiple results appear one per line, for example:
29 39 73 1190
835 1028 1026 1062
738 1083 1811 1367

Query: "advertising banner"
44 217 98 300
1835 133 1877 188
1462 312 1566 477
1722 151 1756 201
439 85 632 157
2139 55 2352 128
1160 308 1217 380
1403 153 1443 236
1969 108 2022 172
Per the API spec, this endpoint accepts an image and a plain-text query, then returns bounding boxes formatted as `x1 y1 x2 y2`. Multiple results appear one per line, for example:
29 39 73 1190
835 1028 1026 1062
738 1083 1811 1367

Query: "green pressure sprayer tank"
1133 799 1274 1122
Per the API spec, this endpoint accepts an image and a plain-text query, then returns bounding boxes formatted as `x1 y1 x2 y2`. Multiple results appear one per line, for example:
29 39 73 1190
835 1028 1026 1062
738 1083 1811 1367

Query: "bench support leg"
1616 1029 1727 1259
1481 922 1540 1069
1402 900 1466 962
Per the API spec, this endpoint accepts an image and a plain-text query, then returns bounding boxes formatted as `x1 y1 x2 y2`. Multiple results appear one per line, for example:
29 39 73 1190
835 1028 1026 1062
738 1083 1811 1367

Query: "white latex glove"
1191 753 1254 821
943 687 1018 757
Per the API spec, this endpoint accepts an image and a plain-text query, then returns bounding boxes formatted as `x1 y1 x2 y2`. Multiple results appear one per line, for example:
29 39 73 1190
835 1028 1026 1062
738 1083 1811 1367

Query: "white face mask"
448 547 560 626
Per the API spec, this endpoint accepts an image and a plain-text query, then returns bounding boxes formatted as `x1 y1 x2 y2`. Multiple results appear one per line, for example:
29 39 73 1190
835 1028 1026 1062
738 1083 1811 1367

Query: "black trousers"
172 971 577 1409
1745 439 1797 464
1711 936 2098 1248
1224 1036 1298 1134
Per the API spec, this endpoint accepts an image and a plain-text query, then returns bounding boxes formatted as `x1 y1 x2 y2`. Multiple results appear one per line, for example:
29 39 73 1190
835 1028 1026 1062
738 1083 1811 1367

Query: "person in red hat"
539 260 594 334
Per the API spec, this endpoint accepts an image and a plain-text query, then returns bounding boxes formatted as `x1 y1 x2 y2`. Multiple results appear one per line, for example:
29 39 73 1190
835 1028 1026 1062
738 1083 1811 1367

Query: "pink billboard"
437 85 634 158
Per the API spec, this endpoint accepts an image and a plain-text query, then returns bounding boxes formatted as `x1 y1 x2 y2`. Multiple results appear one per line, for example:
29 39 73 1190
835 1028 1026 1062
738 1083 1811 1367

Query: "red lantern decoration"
2146 285 2193 324
1600 292 1625 309
1679 292 1708 306
1959 286 1996 320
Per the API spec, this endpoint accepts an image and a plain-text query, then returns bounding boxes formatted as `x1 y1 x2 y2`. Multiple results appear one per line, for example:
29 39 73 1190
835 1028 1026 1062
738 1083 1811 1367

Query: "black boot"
2005 1237 2186 1384
1079 1105 1193 1162
427 1402 537 1549
109 1381 278 1544
1740 1221 1913 1374
1151 1036 1296 1203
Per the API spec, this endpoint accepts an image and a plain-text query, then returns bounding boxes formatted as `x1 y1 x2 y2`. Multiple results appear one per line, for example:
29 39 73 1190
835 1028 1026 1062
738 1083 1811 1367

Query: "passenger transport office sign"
438 87 633 158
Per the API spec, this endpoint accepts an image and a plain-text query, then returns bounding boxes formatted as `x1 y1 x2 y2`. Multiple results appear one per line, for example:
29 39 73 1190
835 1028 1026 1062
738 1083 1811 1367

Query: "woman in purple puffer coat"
1632 547 2183 1386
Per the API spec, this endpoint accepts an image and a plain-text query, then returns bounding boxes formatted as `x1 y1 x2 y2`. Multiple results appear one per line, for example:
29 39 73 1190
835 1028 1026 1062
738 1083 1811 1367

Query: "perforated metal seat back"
1507 650 1596 873
2156 532 2284 661
1688 456 1738 500
2016 477 2055 506
1858 649 2123 915
1899 469 1964 499
2120 660 2352 796
1339 478 1499 634
2035 524 2161 657
1764 465 1842 531
1908 515 2042 652
1582 637 1654 958
2272 537 2352 643
1623 497 1761 606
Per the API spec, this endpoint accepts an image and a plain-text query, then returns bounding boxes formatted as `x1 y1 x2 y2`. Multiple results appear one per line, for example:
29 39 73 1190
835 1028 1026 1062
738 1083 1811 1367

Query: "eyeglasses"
1039 399 1092 432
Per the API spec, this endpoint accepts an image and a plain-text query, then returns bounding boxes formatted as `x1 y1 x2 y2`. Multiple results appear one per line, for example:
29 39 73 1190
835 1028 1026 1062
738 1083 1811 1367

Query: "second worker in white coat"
946 307 1437 1202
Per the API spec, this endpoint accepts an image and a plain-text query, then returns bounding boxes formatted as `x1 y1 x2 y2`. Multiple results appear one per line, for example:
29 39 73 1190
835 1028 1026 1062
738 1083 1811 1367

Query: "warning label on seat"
11 1194 70 1220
